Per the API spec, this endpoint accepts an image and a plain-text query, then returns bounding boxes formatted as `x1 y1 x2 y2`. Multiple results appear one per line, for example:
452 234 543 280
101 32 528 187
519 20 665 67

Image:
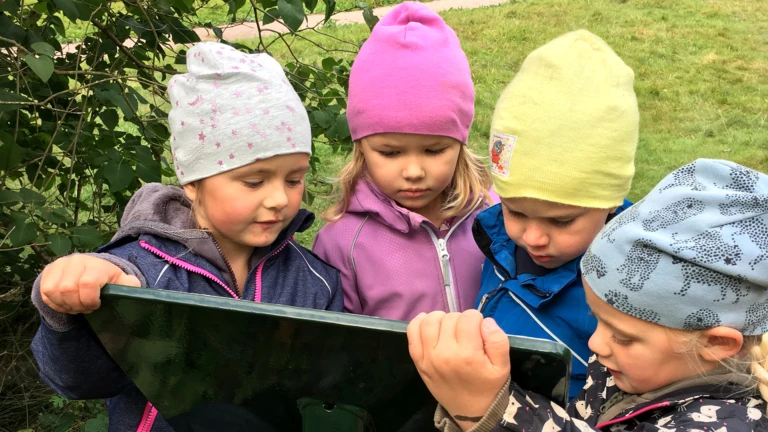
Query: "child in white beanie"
28 42 342 432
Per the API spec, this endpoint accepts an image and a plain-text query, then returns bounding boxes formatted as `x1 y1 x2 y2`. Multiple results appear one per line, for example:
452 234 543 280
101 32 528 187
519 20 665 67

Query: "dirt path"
193 0 507 41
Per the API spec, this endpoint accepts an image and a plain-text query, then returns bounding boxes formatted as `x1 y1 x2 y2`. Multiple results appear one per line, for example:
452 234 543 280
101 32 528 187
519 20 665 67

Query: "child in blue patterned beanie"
407 158 768 432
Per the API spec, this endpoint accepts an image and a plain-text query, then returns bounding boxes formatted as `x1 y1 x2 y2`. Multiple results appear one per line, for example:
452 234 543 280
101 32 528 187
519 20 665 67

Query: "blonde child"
30 42 342 432
312 2 491 322
472 30 636 400
409 159 768 432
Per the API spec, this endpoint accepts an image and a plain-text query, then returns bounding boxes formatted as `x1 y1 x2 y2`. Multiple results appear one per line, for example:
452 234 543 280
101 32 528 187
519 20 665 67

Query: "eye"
243 181 263 188
611 335 633 346
505 207 526 219
376 150 398 157
286 178 303 187
426 148 446 155
551 219 575 228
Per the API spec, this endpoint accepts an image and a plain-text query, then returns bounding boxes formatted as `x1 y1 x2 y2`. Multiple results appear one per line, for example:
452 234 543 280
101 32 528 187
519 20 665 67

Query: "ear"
699 327 744 362
183 182 198 202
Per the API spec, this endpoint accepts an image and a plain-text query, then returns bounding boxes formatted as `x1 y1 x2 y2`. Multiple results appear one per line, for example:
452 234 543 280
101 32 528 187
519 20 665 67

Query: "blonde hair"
749 333 768 412
671 328 768 413
323 142 491 222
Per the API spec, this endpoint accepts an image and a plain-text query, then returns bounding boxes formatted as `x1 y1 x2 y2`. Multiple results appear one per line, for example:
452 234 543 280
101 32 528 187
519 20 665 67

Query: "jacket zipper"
139 240 238 299
423 198 483 313
426 229 457 312
253 237 292 302
136 401 158 432
209 234 241 298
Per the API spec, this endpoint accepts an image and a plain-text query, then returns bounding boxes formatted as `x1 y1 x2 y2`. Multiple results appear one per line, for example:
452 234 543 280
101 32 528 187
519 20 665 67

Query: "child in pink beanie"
313 2 491 321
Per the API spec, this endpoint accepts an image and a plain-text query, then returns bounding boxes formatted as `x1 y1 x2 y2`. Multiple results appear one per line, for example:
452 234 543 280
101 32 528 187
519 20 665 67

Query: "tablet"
86 285 571 431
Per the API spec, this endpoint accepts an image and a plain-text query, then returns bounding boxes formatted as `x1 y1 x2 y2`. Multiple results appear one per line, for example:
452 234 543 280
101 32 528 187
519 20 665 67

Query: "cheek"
287 186 304 210
502 215 523 241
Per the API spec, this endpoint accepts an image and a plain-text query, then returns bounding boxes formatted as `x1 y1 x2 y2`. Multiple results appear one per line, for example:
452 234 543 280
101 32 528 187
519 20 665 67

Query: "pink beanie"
347 2 474 144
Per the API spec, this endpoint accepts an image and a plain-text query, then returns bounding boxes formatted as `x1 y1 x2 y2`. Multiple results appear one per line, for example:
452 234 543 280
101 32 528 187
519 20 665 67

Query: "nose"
522 221 549 249
588 323 611 359
402 156 426 181
263 182 289 211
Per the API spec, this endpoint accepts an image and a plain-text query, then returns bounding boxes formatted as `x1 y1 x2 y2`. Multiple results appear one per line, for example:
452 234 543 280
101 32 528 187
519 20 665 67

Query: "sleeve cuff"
434 377 512 432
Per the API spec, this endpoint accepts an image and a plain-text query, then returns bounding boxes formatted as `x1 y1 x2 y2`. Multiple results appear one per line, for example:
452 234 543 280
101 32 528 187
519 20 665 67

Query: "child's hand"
407 310 510 430
39 255 141 314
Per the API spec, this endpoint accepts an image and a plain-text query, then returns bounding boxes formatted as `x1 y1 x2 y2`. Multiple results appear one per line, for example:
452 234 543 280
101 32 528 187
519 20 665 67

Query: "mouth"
606 368 622 377
256 220 281 228
527 251 552 263
400 188 429 198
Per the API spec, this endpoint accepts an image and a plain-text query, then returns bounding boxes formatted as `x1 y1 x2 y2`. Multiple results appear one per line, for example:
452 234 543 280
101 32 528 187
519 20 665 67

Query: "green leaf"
135 146 161 183
277 0 305 32
304 0 318 13
0 0 20 13
0 90 31 112
100 109 119 130
312 110 333 128
23 54 54 83
0 130 22 170
19 187 46 204
53 0 81 21
72 226 102 250
336 113 350 140
263 8 279 25
323 0 335 22
48 234 72 256
167 17 200 44
362 5 379 30
82 411 109 432
95 87 133 119
7 213 36 247
31 41 55 57
103 160 134 192
143 121 170 145
0 15 26 45
39 207 70 224
0 190 21 205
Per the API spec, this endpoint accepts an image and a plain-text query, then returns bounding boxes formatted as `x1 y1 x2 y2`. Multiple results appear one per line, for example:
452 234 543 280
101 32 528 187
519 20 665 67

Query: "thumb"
114 273 141 287
481 318 510 369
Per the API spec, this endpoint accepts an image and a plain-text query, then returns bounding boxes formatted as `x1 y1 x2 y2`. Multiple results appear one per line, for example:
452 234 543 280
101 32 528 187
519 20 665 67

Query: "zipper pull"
478 293 490 311
437 238 450 287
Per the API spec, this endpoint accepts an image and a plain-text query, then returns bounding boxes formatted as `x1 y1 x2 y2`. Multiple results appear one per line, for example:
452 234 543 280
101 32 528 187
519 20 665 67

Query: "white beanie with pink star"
167 42 311 185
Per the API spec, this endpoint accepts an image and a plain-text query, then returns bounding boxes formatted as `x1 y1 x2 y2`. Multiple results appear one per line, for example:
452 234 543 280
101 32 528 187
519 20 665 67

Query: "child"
30 42 342 432
409 159 768 432
312 2 491 322
472 30 637 400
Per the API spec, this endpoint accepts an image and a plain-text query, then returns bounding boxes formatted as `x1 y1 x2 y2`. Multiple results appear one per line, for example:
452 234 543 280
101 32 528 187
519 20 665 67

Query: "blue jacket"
30 184 343 432
473 201 631 401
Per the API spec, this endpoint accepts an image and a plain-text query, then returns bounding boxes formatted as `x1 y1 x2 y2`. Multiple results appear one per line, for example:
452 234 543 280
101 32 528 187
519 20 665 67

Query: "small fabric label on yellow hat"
489 131 516 177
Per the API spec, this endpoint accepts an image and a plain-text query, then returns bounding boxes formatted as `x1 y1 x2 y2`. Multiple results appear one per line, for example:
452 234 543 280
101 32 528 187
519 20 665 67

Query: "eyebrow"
591 311 641 339
504 205 585 220
239 165 310 176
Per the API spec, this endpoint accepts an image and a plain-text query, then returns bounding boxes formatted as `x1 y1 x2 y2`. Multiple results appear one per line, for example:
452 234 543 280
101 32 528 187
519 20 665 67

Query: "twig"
91 19 179 75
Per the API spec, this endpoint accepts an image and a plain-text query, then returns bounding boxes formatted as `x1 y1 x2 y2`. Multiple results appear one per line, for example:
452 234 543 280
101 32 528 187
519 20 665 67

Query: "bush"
0 0 369 429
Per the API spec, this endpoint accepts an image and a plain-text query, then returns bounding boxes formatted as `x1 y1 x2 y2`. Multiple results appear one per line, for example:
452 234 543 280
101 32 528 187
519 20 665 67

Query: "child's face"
500 197 614 269
584 281 708 394
184 153 309 253
359 133 461 217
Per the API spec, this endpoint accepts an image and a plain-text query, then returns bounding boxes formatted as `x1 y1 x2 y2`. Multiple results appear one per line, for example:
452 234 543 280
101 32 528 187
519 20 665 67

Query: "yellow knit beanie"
489 30 638 209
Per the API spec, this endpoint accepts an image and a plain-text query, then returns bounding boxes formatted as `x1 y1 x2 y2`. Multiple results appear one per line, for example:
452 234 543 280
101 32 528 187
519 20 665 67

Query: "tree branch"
91 19 179 75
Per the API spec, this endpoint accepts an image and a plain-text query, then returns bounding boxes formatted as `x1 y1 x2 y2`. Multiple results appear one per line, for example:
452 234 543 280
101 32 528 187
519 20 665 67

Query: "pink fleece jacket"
312 180 485 321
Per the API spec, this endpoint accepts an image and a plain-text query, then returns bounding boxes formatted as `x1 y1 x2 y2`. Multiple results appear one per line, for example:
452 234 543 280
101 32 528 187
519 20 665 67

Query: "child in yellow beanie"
474 29 638 402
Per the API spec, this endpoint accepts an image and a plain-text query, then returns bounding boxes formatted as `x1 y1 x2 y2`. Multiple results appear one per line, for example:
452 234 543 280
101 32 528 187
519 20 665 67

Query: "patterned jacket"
434 356 768 432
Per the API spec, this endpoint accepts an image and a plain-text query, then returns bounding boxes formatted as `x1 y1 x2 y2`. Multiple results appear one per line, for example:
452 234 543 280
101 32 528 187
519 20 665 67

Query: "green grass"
241 0 768 244
56 0 412 43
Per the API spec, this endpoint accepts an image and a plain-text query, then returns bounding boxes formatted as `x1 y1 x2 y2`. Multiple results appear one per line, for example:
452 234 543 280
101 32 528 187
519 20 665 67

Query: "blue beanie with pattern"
582 159 768 334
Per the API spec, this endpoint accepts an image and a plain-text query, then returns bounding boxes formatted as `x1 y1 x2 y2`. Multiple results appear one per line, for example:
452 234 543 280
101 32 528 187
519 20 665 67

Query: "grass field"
240 0 768 244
